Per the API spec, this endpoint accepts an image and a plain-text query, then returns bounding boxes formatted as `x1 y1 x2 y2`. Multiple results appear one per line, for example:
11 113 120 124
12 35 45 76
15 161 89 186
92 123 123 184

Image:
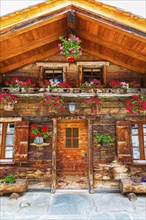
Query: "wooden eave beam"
0 47 59 74
77 31 146 62
0 31 66 62
83 48 146 74
0 12 68 41
76 13 146 43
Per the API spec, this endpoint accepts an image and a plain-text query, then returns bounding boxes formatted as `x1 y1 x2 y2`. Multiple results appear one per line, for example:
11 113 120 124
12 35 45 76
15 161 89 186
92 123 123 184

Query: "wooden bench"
120 178 146 194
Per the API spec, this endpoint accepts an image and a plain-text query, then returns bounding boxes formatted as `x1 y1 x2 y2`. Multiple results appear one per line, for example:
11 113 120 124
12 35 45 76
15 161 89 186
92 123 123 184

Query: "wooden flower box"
0 179 28 196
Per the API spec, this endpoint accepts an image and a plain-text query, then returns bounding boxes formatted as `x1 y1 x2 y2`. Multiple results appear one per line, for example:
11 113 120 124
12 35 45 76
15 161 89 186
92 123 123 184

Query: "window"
0 122 15 162
0 119 29 164
45 69 63 83
83 67 102 83
66 128 79 148
116 121 146 165
131 123 146 160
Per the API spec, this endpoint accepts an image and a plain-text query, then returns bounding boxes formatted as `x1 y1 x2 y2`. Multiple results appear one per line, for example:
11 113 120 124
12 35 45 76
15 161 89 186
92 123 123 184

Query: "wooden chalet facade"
0 0 146 193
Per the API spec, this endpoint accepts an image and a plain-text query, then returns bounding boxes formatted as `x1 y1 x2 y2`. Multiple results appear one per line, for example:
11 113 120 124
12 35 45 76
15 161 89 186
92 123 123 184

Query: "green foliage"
58 35 82 58
0 174 16 184
95 133 115 144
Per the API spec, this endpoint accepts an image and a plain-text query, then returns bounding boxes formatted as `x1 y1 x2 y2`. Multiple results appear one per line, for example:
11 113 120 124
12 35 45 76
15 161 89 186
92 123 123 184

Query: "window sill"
133 160 146 165
0 159 13 164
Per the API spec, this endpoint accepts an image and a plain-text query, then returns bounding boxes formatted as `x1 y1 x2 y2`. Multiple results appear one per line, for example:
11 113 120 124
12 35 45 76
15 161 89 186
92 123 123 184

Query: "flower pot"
21 88 27 93
58 88 64 93
127 88 140 93
67 57 76 62
101 141 110 147
34 136 44 144
9 87 20 94
4 103 14 111
26 88 35 93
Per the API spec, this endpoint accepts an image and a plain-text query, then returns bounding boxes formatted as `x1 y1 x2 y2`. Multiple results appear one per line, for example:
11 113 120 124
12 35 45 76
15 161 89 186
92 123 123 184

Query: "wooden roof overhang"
0 0 146 74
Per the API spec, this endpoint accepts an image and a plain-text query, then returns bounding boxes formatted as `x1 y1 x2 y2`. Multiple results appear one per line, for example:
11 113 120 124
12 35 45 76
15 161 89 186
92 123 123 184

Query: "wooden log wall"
0 53 145 190
0 96 146 190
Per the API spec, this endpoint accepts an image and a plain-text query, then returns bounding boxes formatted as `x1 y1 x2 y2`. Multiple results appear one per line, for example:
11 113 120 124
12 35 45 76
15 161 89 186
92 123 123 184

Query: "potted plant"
125 95 146 115
5 77 24 93
141 176 146 183
0 174 28 196
95 133 115 147
0 93 18 111
76 80 102 93
58 35 82 62
38 94 64 114
37 80 51 92
21 78 36 93
30 124 51 144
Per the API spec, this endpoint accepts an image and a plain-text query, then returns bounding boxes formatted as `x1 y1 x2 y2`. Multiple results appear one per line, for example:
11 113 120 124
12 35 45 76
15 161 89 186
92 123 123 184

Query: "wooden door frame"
51 118 94 193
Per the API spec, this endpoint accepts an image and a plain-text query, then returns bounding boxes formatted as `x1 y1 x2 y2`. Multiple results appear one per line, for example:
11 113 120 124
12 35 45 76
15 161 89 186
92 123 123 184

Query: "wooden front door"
57 120 88 189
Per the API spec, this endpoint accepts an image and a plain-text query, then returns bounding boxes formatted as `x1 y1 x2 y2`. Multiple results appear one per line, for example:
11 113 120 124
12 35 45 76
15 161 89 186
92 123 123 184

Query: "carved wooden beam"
67 11 76 36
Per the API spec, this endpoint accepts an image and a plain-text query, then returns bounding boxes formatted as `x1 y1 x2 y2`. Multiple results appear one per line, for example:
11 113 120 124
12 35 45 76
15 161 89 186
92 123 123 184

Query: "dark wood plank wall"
0 53 145 86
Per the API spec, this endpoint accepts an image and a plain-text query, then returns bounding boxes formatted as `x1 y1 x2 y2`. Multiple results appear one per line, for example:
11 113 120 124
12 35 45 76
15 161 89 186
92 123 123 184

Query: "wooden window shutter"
14 121 29 164
116 121 132 164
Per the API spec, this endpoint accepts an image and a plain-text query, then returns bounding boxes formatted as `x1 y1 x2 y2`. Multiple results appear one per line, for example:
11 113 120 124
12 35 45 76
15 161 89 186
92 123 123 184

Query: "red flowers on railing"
125 95 146 115
109 80 140 89
5 77 36 88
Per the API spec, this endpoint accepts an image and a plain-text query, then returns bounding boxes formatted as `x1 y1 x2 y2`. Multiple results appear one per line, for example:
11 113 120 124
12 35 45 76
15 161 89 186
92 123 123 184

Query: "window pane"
144 136 146 147
131 136 139 147
73 139 79 148
66 128 71 137
144 148 146 159
5 147 13 158
6 135 14 147
66 139 71 148
0 123 2 133
143 124 146 135
133 148 140 159
73 128 78 137
131 124 138 135
6 123 14 147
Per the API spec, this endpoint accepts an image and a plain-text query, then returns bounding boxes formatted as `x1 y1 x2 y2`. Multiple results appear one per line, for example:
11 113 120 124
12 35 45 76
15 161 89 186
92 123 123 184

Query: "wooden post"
51 118 57 193
63 66 67 82
39 66 44 81
79 65 83 83
103 65 107 85
88 119 94 193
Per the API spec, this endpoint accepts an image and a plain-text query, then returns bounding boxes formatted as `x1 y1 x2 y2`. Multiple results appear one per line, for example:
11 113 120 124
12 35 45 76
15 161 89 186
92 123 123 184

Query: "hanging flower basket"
58 35 82 61
4 102 14 111
125 95 146 115
0 93 18 111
